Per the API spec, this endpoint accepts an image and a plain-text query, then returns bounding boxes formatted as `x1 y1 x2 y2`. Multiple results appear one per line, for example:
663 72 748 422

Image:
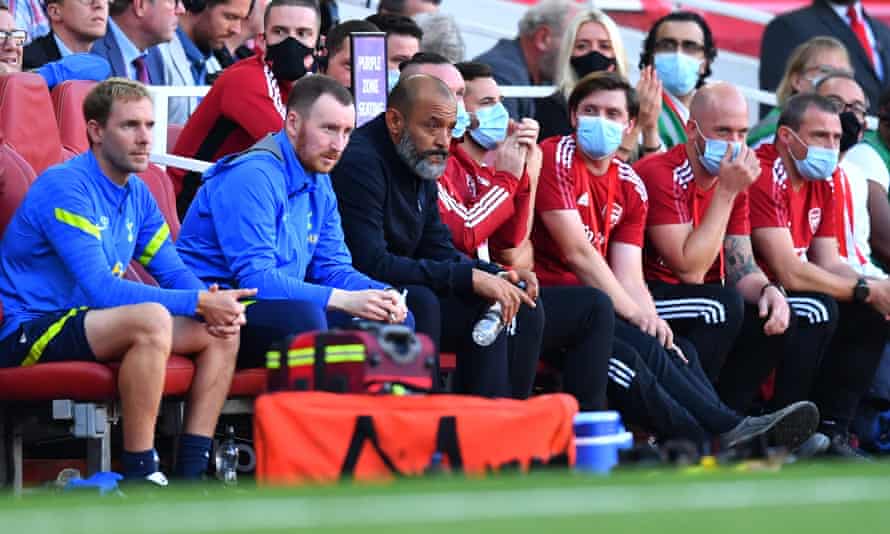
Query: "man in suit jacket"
90 0 180 83
760 0 890 114
473 0 575 120
23 0 108 70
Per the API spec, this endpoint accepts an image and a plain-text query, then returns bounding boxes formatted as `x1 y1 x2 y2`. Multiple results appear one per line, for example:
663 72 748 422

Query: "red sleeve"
490 170 532 249
815 181 836 238
611 166 648 247
635 156 688 227
220 68 286 141
748 157 787 230
726 191 750 235
536 137 577 212
436 159 522 255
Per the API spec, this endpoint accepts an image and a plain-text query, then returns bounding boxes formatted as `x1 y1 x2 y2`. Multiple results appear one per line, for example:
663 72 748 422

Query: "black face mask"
265 37 314 81
840 110 864 152
570 50 616 79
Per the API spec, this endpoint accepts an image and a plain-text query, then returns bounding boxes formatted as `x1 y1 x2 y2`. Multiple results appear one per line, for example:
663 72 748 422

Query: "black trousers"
717 292 835 413
804 294 889 431
607 319 742 444
538 286 614 411
649 282 744 381
405 285 544 399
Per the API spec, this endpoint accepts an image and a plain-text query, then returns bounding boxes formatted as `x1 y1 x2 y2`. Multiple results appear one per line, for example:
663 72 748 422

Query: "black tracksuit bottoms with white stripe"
606 319 742 444
781 292 887 431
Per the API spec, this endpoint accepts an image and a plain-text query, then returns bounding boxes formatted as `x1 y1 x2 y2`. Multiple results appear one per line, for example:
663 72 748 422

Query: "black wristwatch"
853 277 870 303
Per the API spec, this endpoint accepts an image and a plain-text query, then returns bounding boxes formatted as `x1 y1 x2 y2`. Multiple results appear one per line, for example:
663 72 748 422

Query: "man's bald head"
687 82 749 143
386 74 456 180
388 74 456 119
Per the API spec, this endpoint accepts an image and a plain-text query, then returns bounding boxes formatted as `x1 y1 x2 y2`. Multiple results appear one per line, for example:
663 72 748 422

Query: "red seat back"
51 80 97 156
0 73 64 175
0 140 35 324
138 163 181 240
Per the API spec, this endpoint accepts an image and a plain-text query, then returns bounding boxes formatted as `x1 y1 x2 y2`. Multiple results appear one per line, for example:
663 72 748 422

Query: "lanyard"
691 189 725 284
575 154 618 256
831 169 867 265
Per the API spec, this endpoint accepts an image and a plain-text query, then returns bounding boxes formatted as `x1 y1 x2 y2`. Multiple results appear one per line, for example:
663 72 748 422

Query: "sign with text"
350 32 387 127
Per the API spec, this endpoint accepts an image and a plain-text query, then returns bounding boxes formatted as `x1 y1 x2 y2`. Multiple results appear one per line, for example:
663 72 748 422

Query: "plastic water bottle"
472 302 504 346
215 425 239 485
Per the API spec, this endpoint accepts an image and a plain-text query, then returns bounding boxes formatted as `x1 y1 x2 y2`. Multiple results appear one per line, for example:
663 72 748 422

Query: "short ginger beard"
295 124 340 174
395 129 447 180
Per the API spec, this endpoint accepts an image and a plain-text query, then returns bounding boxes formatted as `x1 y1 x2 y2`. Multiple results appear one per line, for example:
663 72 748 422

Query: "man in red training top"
171 0 319 218
750 92 890 458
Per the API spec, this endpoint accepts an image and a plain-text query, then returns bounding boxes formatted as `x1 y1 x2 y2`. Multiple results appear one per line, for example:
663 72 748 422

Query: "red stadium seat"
51 80 97 155
0 73 64 174
229 368 268 397
138 163 181 240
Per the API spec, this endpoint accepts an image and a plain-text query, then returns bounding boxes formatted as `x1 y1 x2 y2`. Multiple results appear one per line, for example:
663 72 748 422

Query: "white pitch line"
5 476 890 533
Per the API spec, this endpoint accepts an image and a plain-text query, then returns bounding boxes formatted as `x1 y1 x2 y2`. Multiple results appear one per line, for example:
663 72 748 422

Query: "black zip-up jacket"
331 114 500 296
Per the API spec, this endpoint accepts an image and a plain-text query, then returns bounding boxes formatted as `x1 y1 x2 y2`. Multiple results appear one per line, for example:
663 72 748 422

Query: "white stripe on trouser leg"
608 372 631 389
609 358 636 378
787 297 830 324
609 365 633 384
655 298 726 324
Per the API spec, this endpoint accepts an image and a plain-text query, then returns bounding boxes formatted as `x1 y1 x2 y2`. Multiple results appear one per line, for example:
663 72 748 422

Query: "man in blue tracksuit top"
177 75 409 368
0 79 255 484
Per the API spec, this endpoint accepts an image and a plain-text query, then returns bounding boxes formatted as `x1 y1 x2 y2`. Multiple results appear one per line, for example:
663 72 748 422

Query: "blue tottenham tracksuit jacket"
0 151 204 341
176 131 385 307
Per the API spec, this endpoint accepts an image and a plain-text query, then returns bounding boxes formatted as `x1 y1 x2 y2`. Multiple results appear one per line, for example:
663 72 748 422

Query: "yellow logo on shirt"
111 261 125 277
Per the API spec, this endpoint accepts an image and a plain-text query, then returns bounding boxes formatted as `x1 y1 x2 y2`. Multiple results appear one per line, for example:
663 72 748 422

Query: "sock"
121 448 159 479
174 433 213 479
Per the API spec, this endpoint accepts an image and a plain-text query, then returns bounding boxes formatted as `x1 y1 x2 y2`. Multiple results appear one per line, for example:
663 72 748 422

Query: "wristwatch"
853 277 870 303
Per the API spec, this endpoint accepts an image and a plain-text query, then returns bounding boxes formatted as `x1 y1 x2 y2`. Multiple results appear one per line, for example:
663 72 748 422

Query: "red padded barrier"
51 81 97 156
107 355 195 397
229 368 268 397
0 73 64 174
0 362 116 401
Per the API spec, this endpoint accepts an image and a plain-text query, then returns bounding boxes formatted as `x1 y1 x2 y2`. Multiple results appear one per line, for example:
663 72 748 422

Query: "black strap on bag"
434 416 464 472
340 416 402 478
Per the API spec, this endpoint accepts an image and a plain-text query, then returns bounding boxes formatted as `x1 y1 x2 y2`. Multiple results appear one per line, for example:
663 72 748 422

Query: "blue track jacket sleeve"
134 188 205 291
209 164 333 307
38 179 199 316
305 185 386 291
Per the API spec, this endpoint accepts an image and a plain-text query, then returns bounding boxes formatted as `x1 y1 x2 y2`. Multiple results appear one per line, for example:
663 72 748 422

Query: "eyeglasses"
653 38 705 56
0 30 27 46
824 95 868 122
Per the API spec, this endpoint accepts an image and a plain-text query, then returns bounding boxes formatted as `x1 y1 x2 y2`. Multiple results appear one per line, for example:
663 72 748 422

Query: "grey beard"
395 132 447 181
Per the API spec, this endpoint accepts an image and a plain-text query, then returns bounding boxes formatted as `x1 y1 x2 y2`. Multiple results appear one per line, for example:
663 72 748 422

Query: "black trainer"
825 433 871 461
720 401 819 450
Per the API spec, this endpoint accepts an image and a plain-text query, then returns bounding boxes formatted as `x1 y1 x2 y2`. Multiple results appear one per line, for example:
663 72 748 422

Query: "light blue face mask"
468 102 510 149
789 129 839 180
387 69 400 93
452 101 471 138
695 122 742 176
576 115 625 160
654 52 702 97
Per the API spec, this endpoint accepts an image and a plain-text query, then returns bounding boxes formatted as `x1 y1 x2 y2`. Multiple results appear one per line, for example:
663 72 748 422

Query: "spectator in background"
160 0 252 124
848 87 890 270
90 0 176 83
813 72 887 278
331 74 543 400
750 93 890 457
365 12 421 90
23 0 107 69
377 0 436 18
320 18 378 89
748 37 852 148
474 0 576 120
216 0 267 67
171 0 318 217
760 1 890 116
414 12 461 63
0 5 25 72
534 9 662 163
10 0 49 44
759 0 890 113
638 11 716 150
